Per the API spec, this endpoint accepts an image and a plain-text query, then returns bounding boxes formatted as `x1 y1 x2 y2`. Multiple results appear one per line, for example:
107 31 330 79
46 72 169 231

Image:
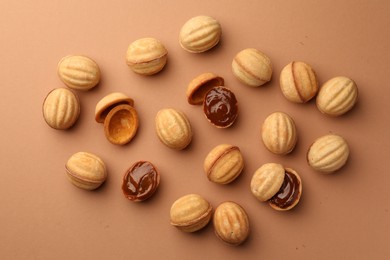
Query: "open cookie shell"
250 163 302 211
103 104 139 145
186 72 224 105
95 92 134 123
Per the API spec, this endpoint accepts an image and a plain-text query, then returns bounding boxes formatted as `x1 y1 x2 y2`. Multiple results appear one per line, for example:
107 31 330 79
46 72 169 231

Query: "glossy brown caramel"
269 170 300 209
122 161 160 201
203 86 238 128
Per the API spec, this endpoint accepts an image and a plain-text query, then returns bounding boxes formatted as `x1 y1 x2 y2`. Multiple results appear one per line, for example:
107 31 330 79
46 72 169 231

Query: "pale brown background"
1 0 389 259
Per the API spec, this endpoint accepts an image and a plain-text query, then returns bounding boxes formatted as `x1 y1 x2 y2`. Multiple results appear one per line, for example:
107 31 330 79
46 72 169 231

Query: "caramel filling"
203 86 238 127
269 170 300 209
122 161 159 201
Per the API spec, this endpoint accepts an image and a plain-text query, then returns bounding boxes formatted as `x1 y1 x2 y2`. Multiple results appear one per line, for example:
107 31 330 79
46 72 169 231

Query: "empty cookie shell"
250 163 302 211
203 86 238 128
104 104 139 145
122 161 160 202
95 92 134 123
186 72 224 105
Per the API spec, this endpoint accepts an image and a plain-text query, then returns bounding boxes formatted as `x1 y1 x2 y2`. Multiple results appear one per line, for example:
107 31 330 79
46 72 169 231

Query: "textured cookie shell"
179 15 222 53
57 55 100 91
126 37 168 75
204 144 244 184
316 76 358 116
279 61 319 103
65 152 107 190
232 48 272 87
213 201 250 246
170 194 213 232
307 134 350 173
261 112 297 155
155 108 192 150
42 88 80 130
250 163 285 201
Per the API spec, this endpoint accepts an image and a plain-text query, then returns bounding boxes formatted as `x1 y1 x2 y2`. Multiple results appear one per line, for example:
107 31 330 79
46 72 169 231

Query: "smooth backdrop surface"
1 1 389 259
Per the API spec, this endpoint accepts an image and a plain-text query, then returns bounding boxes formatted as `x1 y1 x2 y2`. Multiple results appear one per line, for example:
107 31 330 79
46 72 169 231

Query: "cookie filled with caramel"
186 73 238 128
122 161 160 202
268 168 301 210
250 163 302 211
203 86 238 128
